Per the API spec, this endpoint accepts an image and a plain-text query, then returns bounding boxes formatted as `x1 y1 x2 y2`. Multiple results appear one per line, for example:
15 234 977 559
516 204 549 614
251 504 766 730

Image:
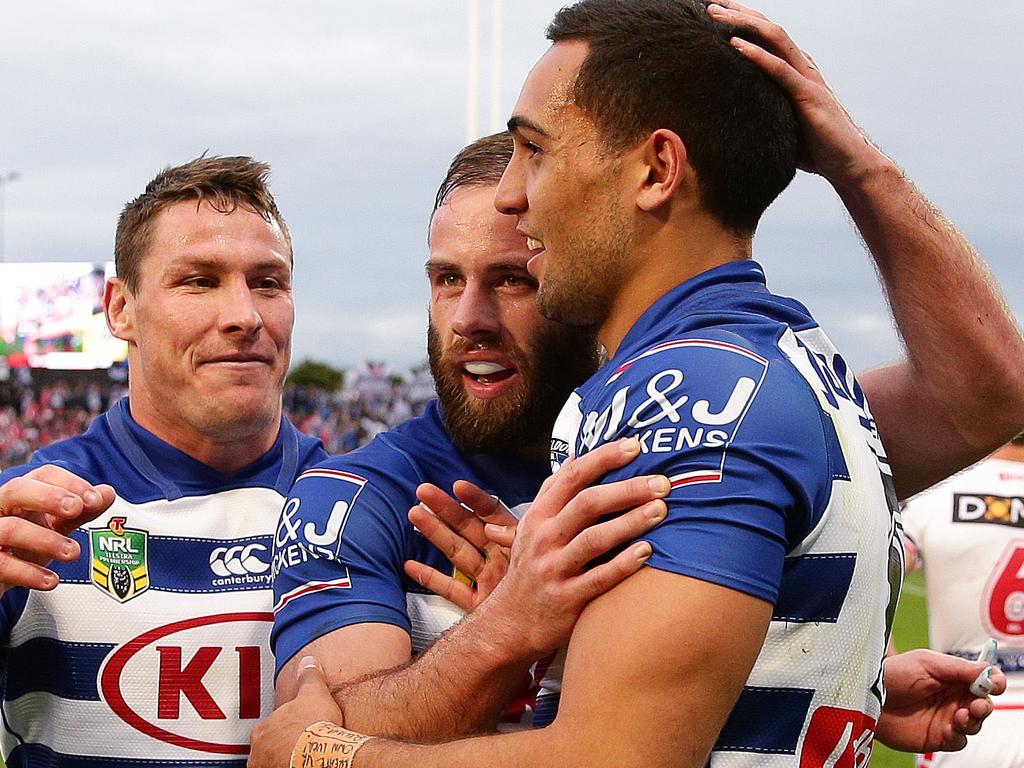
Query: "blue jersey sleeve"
575 335 838 604
270 464 410 675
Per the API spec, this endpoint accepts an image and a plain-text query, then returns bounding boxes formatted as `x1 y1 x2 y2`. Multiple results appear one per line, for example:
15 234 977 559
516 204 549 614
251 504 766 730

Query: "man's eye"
438 274 463 287
186 276 216 288
255 277 281 290
525 142 542 157
501 274 533 288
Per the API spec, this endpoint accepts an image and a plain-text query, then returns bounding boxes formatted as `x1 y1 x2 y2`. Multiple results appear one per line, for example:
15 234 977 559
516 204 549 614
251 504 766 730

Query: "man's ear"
635 129 696 213
104 278 135 342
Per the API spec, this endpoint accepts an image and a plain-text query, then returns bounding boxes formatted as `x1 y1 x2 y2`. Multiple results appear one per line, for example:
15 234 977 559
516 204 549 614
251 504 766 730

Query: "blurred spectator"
1 362 436 470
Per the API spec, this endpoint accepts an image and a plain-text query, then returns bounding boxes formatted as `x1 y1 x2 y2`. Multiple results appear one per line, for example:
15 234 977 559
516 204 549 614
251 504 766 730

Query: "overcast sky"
2 1 1021 373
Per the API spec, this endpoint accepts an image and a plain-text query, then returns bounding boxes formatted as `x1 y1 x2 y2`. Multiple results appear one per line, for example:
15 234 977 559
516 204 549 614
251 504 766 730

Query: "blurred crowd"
0 363 437 470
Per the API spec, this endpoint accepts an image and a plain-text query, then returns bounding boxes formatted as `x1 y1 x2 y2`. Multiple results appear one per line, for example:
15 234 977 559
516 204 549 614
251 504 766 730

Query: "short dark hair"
547 0 798 234
433 131 514 214
114 155 292 293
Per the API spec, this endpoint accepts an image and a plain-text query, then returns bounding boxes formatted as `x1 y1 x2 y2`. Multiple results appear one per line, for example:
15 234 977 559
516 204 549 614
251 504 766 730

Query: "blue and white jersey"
0 399 326 768
548 261 903 766
271 400 549 724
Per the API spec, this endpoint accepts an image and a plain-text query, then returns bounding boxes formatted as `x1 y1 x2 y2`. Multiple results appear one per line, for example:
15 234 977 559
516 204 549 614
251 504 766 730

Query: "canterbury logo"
208 544 271 577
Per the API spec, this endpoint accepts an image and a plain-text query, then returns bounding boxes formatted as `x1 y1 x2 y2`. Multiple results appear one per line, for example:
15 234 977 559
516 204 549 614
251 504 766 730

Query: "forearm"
336 602 534 739
348 727 571 768
839 158 1024 496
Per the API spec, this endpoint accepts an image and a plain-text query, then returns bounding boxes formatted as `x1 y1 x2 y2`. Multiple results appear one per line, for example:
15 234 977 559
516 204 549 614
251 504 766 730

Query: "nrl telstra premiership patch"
90 516 150 603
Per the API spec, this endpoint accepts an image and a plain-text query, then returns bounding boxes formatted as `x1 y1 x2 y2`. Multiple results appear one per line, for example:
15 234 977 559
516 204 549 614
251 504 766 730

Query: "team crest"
90 516 150 603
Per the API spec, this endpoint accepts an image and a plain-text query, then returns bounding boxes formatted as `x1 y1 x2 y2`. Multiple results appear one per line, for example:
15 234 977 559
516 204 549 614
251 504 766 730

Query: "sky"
1 1 1021 374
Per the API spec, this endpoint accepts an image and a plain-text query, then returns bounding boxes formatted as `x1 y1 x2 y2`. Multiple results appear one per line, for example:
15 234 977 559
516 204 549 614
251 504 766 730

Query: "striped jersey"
0 399 326 767
271 400 550 726
547 261 903 765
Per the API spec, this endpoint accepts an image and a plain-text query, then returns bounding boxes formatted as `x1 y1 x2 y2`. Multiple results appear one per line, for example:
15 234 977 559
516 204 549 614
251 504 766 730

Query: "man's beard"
427 320 601 457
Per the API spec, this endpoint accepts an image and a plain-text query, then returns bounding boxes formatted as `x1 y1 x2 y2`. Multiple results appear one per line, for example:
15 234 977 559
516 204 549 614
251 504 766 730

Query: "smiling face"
427 184 600 457
106 200 293 466
495 40 637 335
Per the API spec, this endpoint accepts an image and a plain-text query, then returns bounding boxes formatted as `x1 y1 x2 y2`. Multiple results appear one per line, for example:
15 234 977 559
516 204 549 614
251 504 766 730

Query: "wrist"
828 145 901 199
470 585 542 668
290 722 374 768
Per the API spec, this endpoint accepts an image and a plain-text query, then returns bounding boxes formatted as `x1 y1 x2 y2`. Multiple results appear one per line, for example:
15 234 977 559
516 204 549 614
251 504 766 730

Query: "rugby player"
252 1 1024 766
0 152 654 766
902 435 1024 767
269 130 664 727
0 156 330 766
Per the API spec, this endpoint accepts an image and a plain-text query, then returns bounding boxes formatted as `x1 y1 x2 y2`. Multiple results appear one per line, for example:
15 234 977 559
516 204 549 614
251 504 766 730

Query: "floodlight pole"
490 0 503 133
0 171 20 263
466 0 481 144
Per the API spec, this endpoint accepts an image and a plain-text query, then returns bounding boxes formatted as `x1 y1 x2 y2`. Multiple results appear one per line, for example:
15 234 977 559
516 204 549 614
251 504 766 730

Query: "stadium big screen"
0 262 127 370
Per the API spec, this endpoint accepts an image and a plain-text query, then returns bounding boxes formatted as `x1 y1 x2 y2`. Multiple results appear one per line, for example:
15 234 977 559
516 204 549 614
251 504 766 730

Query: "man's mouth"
526 236 544 251
462 360 516 385
203 353 273 366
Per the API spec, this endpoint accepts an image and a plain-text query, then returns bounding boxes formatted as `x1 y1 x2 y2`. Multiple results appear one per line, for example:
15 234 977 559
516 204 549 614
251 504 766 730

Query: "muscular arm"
716 0 1024 499
276 612 531 739
837 165 1023 499
344 569 771 768
261 439 665 754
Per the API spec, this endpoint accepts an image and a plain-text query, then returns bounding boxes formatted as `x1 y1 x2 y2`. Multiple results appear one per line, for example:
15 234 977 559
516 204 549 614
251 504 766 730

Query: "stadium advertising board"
0 262 128 370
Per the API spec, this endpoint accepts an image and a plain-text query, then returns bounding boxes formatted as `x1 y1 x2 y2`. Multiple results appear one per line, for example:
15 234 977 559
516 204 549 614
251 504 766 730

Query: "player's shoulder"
287 411 446 513
595 326 819 422
569 327 827 467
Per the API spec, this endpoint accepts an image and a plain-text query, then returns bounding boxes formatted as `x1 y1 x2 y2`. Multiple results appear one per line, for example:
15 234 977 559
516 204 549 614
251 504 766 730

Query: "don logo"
91 516 149 603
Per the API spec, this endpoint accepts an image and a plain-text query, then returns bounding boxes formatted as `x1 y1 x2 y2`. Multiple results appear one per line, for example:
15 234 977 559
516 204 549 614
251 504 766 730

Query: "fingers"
293 655 343 715
0 550 63 591
572 539 653 603
555 474 671 544
955 699 989 738
416 483 490 551
403 560 474 611
563 499 667 571
707 0 769 22
940 723 969 752
452 481 518 527
0 515 80 560
0 515 82 589
987 665 1007 696
408 502 486 578
706 3 817 81
534 438 642 520
484 522 516 548
0 468 115 530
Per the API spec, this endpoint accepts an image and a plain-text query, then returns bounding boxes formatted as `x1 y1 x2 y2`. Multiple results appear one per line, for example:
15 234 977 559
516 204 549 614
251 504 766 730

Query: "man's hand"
249 656 343 768
407 439 667 620
877 649 1006 752
405 480 518 610
707 0 890 186
467 438 668 658
0 465 115 592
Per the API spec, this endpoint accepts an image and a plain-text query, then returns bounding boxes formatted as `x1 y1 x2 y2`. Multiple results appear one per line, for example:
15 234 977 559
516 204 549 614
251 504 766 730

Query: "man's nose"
219 283 263 336
451 282 500 342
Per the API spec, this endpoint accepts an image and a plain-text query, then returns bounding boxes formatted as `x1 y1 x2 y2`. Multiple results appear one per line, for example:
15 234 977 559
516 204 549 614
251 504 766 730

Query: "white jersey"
903 457 1024 768
0 400 326 768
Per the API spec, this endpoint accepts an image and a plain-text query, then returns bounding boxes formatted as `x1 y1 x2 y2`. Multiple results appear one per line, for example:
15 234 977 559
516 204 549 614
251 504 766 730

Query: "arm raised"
715 0 1024 498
